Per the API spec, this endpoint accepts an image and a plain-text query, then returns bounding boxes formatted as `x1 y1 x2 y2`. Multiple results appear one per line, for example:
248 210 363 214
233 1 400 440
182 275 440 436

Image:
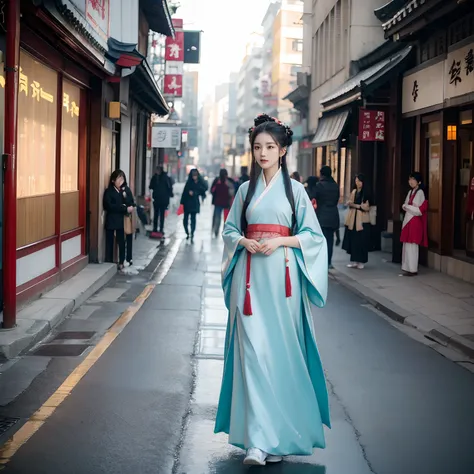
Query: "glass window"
61 80 80 192
17 51 57 198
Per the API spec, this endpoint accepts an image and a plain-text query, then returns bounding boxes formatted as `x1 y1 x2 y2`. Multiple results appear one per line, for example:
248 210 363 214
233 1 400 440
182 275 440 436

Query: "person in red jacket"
211 169 234 237
400 172 428 276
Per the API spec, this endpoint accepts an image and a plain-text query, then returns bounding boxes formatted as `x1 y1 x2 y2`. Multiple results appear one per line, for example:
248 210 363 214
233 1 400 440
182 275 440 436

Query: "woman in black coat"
103 170 134 270
181 168 207 242
121 174 136 265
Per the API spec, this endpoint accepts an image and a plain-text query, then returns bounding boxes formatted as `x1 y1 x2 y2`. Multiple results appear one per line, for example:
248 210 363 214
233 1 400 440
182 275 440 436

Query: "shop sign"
151 126 182 149
402 61 444 114
164 19 184 98
358 110 385 141
445 41 474 100
163 74 183 96
86 0 110 41
13 69 80 117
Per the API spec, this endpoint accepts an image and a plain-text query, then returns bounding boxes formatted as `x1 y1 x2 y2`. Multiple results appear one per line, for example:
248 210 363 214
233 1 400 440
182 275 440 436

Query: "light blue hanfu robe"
214 168 330 456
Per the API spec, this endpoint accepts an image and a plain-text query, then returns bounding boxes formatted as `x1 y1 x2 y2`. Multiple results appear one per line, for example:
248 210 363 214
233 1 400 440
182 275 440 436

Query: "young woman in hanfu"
214 114 330 466
400 172 428 276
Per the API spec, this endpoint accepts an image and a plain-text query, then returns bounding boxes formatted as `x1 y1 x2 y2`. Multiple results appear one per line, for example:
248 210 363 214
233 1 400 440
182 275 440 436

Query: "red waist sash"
243 224 292 316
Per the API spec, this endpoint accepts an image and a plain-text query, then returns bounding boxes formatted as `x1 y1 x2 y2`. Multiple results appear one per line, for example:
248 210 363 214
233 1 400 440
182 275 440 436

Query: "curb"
0 264 117 361
330 269 474 359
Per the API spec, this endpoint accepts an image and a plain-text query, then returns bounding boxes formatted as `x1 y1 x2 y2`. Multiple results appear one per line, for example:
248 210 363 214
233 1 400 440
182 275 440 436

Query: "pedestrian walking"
103 170 134 271
214 113 330 466
238 166 250 187
342 173 372 269
315 166 340 269
211 168 234 237
400 172 428 276
180 168 207 242
120 174 136 266
149 166 173 236
291 170 303 183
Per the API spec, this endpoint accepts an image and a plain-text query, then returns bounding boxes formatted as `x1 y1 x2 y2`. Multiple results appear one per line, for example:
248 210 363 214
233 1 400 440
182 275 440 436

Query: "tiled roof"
381 0 426 31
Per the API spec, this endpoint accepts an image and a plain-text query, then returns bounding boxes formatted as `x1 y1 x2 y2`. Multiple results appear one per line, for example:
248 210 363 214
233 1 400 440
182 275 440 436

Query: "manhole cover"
32 344 90 357
0 416 19 436
53 331 96 340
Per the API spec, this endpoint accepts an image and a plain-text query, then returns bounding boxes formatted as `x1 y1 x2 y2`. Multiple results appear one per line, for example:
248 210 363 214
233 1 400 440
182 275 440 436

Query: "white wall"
109 0 139 44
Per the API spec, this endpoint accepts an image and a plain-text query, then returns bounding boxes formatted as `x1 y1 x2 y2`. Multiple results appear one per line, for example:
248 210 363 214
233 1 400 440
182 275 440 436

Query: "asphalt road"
1 208 474 474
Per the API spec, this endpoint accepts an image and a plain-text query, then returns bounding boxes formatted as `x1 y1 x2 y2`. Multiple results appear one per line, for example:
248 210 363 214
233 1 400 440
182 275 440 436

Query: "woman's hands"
127 206 134 214
259 238 281 256
241 237 283 255
241 238 261 254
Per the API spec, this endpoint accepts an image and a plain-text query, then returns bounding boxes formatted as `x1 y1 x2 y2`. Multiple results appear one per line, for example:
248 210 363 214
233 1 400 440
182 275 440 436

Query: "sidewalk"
331 245 474 358
0 184 184 360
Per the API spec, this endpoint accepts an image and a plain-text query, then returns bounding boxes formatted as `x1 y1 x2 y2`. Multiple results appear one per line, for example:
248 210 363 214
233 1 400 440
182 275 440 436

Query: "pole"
2 0 20 328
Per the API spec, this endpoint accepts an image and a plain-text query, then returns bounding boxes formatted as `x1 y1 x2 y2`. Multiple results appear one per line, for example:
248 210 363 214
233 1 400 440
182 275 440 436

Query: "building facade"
379 0 474 283
1 0 171 328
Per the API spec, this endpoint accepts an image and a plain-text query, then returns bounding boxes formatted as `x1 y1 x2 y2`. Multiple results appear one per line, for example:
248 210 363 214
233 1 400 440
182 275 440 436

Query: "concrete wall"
109 0 139 44
308 0 386 132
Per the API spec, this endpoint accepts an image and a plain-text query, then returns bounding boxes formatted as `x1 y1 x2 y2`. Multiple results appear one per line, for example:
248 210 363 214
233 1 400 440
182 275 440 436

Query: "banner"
164 19 184 98
359 110 385 142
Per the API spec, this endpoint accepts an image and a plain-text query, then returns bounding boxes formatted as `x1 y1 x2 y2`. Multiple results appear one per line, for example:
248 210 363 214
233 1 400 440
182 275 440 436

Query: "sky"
176 0 272 103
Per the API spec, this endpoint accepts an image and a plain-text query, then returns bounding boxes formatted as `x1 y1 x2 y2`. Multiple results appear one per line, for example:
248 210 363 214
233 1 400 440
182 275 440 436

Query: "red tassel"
243 251 252 315
243 287 252 315
285 264 292 298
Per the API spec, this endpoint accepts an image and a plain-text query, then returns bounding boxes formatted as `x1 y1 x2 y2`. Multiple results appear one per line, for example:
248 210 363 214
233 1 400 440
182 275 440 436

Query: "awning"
130 59 169 116
106 38 145 68
312 110 349 147
140 0 175 37
321 45 412 112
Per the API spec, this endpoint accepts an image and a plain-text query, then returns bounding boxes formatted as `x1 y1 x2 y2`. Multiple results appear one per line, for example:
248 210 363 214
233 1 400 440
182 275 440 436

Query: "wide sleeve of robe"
293 182 328 308
221 183 247 309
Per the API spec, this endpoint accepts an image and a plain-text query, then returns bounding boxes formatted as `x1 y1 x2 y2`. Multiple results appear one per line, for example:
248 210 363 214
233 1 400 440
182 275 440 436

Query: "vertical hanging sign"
164 19 184 97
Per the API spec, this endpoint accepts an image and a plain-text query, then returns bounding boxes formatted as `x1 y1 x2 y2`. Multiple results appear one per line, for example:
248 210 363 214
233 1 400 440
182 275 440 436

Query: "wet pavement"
1 202 474 473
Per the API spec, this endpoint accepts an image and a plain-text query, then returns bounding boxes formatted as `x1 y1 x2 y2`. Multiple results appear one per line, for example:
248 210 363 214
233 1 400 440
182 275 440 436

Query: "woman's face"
114 175 124 188
355 177 362 189
253 132 284 171
408 176 419 189
192 172 198 182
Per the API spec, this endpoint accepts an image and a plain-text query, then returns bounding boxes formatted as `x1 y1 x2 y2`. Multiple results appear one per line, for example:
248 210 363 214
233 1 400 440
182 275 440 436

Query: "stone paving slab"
332 247 474 359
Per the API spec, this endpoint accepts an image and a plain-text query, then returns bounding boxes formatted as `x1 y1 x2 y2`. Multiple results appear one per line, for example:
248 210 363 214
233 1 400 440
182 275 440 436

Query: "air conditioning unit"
296 72 310 88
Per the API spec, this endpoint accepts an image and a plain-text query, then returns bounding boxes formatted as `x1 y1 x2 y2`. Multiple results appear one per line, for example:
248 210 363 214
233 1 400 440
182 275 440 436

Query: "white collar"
262 167 281 188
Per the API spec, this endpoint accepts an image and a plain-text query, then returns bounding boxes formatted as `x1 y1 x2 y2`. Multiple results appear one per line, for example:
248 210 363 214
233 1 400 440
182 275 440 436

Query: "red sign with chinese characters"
165 31 184 62
359 110 385 142
164 19 184 98
164 75 183 96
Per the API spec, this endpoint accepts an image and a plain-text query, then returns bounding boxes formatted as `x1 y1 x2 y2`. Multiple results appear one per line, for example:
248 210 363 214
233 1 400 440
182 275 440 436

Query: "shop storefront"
13 49 88 300
401 38 474 281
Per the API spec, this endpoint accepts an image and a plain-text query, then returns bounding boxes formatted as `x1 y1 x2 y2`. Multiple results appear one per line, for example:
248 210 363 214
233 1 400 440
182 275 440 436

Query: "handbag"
369 205 377 226
124 215 133 235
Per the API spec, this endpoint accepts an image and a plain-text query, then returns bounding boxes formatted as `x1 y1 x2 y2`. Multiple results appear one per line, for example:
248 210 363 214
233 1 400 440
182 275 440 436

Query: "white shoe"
267 454 283 463
347 263 358 268
243 448 268 466
357 263 365 269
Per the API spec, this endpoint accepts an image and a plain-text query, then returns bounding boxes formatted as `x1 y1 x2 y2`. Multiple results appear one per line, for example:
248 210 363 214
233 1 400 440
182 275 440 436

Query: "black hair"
320 165 332 178
110 169 125 187
219 168 228 181
241 113 295 234
187 168 200 181
409 171 423 184
291 171 301 182
353 173 372 204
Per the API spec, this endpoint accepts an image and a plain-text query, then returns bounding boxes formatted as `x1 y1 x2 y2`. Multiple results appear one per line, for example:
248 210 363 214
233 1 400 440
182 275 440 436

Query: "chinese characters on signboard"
164 19 184 97
359 110 385 142
445 42 474 100
86 0 109 41
15 68 80 117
